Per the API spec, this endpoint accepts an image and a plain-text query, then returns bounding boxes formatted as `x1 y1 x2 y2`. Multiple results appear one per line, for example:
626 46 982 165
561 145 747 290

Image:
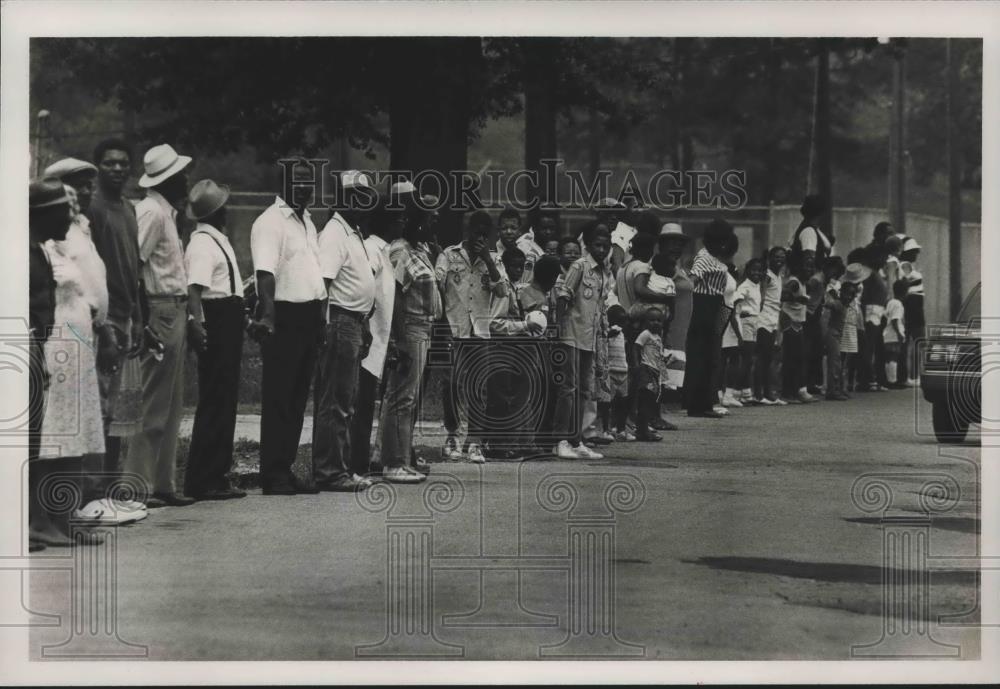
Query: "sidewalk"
178 414 447 445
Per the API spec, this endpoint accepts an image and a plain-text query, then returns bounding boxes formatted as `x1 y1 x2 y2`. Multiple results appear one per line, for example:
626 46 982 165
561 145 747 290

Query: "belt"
328 303 367 322
148 294 188 302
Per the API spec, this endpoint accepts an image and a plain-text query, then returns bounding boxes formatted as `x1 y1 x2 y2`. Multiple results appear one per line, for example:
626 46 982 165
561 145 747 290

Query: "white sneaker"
383 466 424 483
721 391 743 408
906 378 920 387
756 396 777 406
712 405 730 416
553 440 580 459
574 443 603 460
114 499 147 512
73 498 146 525
441 437 464 461
467 443 487 464
772 397 789 406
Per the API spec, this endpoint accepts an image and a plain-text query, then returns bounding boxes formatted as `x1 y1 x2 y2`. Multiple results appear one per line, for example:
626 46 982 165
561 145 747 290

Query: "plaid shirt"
388 238 442 320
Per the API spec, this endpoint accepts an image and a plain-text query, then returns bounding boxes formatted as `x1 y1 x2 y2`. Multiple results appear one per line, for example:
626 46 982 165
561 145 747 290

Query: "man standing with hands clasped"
311 171 378 492
249 160 327 495
182 179 247 501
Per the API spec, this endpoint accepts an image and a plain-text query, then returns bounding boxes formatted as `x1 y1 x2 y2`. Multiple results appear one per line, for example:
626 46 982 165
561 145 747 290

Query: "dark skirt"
685 293 724 413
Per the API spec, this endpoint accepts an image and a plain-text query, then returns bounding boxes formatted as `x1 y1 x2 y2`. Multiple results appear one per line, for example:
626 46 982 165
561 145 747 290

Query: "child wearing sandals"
631 307 666 442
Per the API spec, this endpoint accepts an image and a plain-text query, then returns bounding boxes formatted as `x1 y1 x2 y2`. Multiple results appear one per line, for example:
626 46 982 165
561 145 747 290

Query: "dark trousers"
804 310 824 389
781 326 806 396
753 328 777 400
184 297 244 495
825 332 843 396
685 293 723 414
900 295 925 382
351 368 380 475
535 339 560 447
260 300 322 487
860 320 887 388
312 310 364 485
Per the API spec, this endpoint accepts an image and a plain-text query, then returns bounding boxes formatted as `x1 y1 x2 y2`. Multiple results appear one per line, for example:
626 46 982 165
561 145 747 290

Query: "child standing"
518 255 563 452
605 305 632 441
631 307 665 442
553 224 613 459
755 247 787 405
824 280 858 400
839 263 870 393
720 263 744 408
729 258 763 405
883 280 907 388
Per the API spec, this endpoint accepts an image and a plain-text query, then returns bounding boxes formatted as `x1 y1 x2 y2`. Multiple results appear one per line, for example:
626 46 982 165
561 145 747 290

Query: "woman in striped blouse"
685 219 737 418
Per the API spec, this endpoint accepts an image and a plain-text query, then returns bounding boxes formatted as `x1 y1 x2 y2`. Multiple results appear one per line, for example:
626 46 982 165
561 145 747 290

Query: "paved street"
29 389 980 660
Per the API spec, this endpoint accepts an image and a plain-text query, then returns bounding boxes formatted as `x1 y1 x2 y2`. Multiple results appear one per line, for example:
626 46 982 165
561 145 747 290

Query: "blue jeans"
312 311 363 485
379 316 433 468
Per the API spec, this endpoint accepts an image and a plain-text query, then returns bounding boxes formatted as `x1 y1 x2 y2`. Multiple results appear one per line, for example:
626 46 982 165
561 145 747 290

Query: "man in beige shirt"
124 144 195 507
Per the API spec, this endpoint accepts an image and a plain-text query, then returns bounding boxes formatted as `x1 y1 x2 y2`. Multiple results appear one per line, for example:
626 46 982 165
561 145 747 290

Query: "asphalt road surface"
28 389 981 660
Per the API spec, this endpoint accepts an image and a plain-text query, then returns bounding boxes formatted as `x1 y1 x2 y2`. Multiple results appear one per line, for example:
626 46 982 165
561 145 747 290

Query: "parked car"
921 282 981 443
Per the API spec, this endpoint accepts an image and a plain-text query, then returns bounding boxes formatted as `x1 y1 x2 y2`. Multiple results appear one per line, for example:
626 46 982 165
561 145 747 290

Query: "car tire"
932 401 970 443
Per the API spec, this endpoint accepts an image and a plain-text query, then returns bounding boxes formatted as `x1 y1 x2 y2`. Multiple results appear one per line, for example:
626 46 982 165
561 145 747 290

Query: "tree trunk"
523 38 559 205
389 38 480 246
587 105 602 179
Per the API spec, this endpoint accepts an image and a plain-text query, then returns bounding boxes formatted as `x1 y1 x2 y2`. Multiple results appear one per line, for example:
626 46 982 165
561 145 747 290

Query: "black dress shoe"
153 492 196 506
145 496 167 508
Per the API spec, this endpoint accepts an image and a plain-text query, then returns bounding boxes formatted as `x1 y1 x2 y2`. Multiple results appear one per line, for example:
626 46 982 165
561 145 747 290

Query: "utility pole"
816 39 833 236
946 39 963 319
884 38 908 233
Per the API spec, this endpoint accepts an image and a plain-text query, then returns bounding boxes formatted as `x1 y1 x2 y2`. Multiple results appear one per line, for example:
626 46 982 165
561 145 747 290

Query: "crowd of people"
26 142 927 552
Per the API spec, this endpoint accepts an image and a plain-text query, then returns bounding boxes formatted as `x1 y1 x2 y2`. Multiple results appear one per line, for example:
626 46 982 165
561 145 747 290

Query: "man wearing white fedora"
123 143 196 507
182 179 247 500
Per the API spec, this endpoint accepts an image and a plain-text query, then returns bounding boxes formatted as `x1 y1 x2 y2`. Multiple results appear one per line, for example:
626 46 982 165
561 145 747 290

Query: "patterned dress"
40 218 108 458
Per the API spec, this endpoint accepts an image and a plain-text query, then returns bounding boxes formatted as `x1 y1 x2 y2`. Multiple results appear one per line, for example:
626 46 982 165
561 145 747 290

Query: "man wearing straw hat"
123 143 196 507
182 179 247 501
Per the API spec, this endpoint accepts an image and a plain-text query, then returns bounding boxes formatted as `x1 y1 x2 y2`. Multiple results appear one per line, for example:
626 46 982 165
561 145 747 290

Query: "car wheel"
932 401 970 443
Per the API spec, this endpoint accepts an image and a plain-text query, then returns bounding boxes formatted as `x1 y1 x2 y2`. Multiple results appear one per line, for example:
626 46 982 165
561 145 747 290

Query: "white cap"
44 157 97 179
340 170 372 190
902 237 922 252
660 222 685 237
390 180 417 196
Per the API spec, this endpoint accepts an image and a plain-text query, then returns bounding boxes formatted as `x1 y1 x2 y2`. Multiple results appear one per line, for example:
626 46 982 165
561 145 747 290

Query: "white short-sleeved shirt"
883 298 906 343
318 212 376 314
136 189 187 296
758 269 782 332
250 196 326 303
185 223 244 300
361 234 395 378
796 226 832 254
